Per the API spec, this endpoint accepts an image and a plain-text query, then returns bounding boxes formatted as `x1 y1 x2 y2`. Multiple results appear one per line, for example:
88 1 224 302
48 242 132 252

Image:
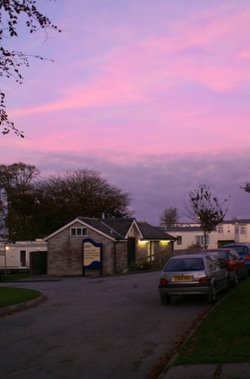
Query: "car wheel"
207 285 216 304
160 293 171 305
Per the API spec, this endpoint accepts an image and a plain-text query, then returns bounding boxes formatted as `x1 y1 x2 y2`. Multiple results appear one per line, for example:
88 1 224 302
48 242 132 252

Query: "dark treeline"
0 162 132 241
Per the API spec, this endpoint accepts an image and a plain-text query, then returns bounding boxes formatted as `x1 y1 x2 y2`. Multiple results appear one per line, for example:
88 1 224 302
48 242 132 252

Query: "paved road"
0 272 210 379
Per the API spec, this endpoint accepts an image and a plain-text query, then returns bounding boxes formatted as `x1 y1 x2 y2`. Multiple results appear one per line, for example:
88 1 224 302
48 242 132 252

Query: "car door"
207 256 227 292
231 250 246 276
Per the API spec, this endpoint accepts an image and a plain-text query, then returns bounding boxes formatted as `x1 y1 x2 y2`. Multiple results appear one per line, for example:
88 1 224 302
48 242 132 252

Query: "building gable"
45 217 176 244
44 218 118 242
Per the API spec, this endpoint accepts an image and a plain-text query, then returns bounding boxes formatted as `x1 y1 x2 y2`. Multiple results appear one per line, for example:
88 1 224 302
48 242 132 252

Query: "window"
176 236 182 245
218 226 223 234
165 258 204 272
70 227 87 236
240 226 246 235
235 226 239 234
195 235 203 246
206 255 220 271
195 235 210 246
20 250 26 267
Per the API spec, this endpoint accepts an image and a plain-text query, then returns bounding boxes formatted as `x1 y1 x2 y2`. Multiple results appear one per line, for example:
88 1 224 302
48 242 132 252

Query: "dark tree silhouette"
160 207 179 228
32 169 132 238
0 162 40 240
188 184 228 249
243 182 250 193
0 165 132 240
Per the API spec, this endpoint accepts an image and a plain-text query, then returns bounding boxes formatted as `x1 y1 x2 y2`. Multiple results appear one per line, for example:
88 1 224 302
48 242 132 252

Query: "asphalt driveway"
0 271 210 379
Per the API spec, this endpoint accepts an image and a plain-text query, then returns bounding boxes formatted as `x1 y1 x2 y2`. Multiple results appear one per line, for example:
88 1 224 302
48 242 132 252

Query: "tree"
160 207 179 228
0 0 61 136
188 184 228 249
1 166 132 240
242 182 250 193
0 162 40 240
32 169 132 237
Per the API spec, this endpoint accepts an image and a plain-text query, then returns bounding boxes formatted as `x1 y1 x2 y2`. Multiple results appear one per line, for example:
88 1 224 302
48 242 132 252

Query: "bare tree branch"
188 184 228 249
0 0 61 136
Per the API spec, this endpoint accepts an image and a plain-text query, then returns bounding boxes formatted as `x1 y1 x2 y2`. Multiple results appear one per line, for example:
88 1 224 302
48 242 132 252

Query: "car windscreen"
229 246 248 255
164 258 204 272
215 251 229 260
207 251 228 260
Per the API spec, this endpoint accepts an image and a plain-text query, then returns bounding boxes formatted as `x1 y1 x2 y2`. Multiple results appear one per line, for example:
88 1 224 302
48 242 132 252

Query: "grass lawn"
0 287 41 308
174 278 250 365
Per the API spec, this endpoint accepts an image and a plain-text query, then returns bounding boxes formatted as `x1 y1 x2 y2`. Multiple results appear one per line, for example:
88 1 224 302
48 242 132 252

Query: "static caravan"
0 240 47 272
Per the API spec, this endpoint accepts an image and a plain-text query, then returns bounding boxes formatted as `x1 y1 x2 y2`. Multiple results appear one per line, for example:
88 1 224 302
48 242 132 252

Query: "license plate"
172 275 193 281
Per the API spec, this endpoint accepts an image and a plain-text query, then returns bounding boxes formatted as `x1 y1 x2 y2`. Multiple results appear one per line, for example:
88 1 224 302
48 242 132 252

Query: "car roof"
169 253 207 259
206 248 231 251
224 243 250 247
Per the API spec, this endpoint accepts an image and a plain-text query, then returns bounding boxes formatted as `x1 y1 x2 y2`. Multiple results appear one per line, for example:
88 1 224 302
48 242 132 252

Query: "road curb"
156 293 229 378
0 293 47 318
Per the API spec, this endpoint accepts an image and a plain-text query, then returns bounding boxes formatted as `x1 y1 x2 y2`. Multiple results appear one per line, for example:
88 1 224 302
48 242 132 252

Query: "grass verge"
174 278 250 365
0 273 30 281
0 287 41 308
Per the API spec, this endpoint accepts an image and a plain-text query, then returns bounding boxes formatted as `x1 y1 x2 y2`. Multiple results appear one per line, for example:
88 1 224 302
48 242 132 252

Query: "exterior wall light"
4 244 9 275
138 240 148 246
160 240 170 246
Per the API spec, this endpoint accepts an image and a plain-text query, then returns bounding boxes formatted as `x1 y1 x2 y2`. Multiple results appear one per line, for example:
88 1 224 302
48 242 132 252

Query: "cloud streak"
10 2 250 114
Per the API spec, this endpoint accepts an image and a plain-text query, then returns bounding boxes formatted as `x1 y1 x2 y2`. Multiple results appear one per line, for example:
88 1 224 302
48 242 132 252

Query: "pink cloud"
10 76 144 117
9 2 250 120
4 0 250 161
238 50 250 60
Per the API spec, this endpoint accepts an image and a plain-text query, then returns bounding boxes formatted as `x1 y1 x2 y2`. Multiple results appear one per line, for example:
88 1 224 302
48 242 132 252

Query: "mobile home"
0 240 47 272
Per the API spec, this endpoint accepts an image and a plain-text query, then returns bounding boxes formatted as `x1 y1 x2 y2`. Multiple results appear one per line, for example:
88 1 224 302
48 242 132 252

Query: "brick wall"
47 221 138 276
47 222 118 276
114 242 128 273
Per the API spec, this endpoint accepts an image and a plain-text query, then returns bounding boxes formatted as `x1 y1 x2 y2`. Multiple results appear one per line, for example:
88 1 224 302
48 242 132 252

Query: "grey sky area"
29 149 250 225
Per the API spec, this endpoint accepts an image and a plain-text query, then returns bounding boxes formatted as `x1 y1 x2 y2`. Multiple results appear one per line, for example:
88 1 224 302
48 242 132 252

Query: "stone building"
45 217 176 276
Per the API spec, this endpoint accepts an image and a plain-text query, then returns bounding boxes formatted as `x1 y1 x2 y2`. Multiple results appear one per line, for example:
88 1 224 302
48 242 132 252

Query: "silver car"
159 253 229 304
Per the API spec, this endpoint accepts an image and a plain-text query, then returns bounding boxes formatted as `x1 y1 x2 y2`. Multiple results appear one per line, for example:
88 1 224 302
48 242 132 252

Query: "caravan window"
20 250 26 267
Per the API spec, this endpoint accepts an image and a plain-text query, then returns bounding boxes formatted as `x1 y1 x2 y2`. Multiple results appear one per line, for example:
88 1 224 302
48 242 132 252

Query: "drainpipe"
113 242 117 273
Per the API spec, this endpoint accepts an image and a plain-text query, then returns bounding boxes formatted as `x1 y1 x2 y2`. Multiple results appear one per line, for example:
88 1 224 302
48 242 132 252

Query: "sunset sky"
1 0 250 224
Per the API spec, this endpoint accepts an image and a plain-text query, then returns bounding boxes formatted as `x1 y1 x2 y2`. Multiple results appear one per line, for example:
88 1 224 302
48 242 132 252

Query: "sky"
1 0 250 225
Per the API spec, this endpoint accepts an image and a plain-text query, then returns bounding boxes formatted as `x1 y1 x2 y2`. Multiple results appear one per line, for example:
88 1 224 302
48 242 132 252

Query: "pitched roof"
165 226 203 232
78 217 136 240
45 217 176 242
138 222 176 240
227 219 250 224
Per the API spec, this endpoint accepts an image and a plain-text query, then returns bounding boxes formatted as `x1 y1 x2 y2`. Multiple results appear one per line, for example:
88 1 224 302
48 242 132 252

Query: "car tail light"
160 278 168 286
227 261 236 270
244 255 250 261
199 277 210 284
